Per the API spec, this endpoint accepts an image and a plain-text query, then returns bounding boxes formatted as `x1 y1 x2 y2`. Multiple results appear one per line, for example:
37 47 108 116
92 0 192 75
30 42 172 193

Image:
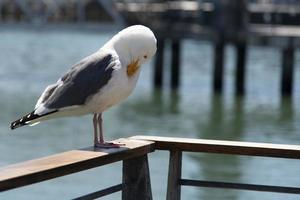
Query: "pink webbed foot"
94 141 125 148
93 113 125 149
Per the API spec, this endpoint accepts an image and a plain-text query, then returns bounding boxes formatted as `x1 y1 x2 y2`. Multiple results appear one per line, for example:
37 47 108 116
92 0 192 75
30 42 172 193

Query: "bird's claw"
94 141 125 148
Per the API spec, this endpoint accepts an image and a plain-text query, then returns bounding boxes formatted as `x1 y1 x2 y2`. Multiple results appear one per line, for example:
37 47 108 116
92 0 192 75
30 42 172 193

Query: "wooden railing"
132 136 300 200
1 136 300 199
0 138 155 200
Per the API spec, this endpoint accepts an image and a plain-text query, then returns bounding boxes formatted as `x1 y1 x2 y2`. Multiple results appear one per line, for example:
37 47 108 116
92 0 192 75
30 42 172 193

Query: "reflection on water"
191 153 243 200
188 94 300 200
190 94 244 200
169 91 181 114
196 94 245 140
0 27 300 200
280 97 294 121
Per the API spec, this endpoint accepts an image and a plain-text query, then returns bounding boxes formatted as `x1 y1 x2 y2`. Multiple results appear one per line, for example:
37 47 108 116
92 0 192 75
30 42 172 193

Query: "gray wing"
39 52 116 110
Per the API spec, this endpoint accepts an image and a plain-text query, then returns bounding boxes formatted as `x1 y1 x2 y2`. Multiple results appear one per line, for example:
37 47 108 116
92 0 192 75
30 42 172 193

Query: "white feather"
29 122 40 127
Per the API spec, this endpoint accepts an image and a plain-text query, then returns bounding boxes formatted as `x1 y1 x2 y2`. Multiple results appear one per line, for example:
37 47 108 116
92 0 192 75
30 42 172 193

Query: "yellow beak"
127 59 140 77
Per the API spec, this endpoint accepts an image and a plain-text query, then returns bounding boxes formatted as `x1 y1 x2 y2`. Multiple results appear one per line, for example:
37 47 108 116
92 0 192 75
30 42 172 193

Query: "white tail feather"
29 122 40 127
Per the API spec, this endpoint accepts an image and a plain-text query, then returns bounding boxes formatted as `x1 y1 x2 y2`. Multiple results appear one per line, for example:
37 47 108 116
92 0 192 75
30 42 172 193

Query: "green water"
0 27 300 200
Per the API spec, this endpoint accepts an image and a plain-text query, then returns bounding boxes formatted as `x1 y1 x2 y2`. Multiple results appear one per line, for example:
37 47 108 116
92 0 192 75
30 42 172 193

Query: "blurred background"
0 0 300 199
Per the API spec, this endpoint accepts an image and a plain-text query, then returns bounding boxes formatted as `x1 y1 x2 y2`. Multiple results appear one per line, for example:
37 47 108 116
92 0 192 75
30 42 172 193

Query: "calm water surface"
0 27 300 200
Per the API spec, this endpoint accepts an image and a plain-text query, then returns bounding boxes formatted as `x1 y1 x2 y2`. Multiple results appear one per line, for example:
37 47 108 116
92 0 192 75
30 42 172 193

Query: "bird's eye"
143 55 148 59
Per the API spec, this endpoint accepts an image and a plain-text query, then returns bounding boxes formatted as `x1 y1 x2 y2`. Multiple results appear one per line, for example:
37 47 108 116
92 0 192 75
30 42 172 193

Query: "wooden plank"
122 155 152 200
116 2 213 13
249 25 300 38
0 138 154 192
166 151 182 200
248 3 300 14
180 179 300 194
131 136 300 159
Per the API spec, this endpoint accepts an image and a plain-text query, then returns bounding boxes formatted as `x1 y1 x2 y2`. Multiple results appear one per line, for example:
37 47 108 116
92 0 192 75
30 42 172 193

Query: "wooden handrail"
1 135 300 199
131 136 300 200
0 138 154 192
131 135 300 159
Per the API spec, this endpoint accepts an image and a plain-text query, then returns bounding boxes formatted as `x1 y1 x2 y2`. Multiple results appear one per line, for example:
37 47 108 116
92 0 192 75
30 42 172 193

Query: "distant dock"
0 0 122 24
1 0 299 97
117 0 300 97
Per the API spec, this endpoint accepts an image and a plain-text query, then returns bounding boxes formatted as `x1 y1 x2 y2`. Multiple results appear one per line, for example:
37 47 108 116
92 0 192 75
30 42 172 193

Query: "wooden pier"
116 0 300 97
1 136 300 199
0 0 123 24
1 0 299 97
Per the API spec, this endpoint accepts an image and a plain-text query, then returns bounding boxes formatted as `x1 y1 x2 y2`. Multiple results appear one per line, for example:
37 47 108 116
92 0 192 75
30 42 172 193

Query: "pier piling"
171 40 181 90
281 40 294 97
213 38 225 93
154 39 165 89
235 42 247 96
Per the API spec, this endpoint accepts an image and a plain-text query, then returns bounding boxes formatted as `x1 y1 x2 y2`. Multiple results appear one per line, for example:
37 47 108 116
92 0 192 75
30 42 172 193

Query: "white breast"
86 66 141 114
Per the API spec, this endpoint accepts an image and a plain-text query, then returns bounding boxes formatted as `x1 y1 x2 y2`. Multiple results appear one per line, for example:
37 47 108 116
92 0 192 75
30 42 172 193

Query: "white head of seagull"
105 25 157 68
10 25 157 148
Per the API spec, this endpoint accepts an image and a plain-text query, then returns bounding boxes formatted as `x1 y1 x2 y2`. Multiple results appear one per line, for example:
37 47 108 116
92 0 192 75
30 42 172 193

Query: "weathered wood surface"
116 1 208 13
122 155 152 200
166 151 182 200
131 136 300 159
0 138 154 192
249 25 300 38
248 3 300 14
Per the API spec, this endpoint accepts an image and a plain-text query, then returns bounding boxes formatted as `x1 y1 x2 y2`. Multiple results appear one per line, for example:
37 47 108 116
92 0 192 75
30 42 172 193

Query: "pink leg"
97 113 104 143
93 114 98 146
93 113 123 148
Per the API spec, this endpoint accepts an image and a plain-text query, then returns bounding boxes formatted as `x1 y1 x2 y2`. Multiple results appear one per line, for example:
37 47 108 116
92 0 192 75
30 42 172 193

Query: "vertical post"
234 0 248 96
213 39 225 93
0 2 2 22
166 151 182 200
77 0 85 22
122 155 152 200
154 39 165 89
281 42 294 97
235 42 247 95
212 0 229 94
171 40 181 90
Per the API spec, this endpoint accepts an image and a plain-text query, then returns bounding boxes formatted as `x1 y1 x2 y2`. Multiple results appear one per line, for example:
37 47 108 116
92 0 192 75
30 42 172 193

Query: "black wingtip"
10 121 20 130
10 110 58 130
10 111 36 130
10 117 27 130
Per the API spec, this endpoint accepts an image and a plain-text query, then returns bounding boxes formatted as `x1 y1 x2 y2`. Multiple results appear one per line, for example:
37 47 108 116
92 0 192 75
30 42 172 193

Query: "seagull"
10 25 157 148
